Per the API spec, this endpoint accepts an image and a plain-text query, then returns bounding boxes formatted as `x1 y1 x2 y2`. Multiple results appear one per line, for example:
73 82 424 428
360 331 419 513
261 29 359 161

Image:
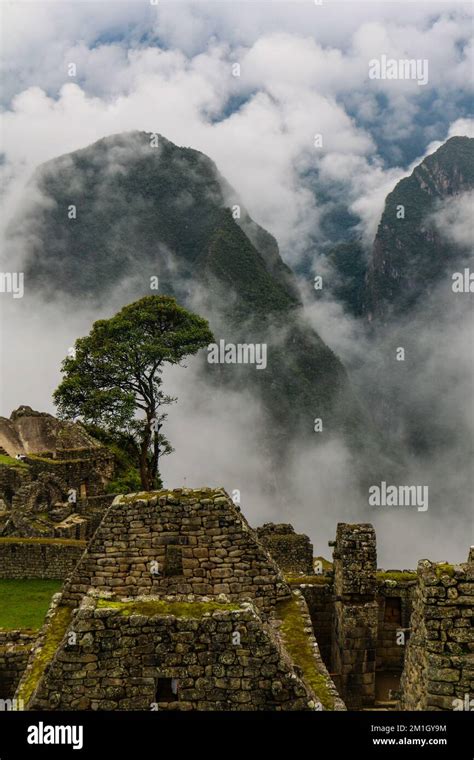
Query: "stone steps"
363 700 398 711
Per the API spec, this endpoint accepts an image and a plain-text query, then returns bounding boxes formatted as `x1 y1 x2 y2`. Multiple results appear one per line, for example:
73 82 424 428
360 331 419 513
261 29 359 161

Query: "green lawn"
0 454 28 469
0 579 62 630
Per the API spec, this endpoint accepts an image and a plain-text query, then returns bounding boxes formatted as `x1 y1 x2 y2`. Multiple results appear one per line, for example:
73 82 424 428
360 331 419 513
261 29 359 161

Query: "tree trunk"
139 422 151 490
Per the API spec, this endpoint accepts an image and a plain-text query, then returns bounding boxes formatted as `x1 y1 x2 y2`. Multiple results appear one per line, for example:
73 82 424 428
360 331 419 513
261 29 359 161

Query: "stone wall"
27 449 115 497
76 494 117 537
0 538 85 579
62 489 290 613
27 595 321 711
331 523 378 709
400 557 474 710
0 630 35 702
256 523 314 574
0 464 30 507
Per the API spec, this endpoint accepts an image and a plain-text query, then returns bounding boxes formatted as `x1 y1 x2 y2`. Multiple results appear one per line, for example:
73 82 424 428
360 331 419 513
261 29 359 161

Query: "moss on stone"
0 537 86 547
27 455 63 464
17 605 72 706
0 643 33 653
314 556 333 571
276 595 334 710
96 598 239 618
118 488 228 504
377 571 417 583
435 563 455 578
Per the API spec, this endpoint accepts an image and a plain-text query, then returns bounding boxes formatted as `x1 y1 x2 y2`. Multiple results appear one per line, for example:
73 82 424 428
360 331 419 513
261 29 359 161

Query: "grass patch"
276 595 334 710
0 454 28 469
96 598 239 618
377 571 417 583
0 579 63 630
0 537 86 546
17 605 72 706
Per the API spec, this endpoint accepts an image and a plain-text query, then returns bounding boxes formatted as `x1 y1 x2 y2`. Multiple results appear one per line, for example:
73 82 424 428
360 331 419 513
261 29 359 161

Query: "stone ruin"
400 553 474 710
0 407 116 541
0 471 470 712
256 523 314 574
15 489 342 712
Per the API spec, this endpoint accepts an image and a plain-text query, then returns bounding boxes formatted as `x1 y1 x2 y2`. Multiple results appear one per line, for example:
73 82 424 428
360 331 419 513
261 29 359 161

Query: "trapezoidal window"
384 597 402 624
155 678 178 702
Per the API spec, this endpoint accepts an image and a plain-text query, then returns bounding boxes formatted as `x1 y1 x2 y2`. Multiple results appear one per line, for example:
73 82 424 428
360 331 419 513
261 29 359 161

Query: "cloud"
431 190 474 251
1 0 473 566
1 2 473 264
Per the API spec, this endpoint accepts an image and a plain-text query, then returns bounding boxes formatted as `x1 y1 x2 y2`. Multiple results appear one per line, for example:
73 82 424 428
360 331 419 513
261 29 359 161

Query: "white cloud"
0 0 473 565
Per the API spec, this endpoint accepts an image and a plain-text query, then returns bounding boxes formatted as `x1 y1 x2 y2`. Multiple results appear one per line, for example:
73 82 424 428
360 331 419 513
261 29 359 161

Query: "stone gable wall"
256 523 314 574
62 489 290 613
29 596 318 711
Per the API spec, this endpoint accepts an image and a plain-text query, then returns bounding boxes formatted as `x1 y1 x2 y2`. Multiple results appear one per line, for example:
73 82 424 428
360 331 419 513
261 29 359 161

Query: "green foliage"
368 136 474 316
54 295 214 489
326 240 367 317
83 424 142 493
0 579 63 630
106 468 143 495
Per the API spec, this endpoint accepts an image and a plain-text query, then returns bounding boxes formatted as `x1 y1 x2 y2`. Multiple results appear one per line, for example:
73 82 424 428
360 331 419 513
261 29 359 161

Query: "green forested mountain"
365 136 474 320
9 132 367 446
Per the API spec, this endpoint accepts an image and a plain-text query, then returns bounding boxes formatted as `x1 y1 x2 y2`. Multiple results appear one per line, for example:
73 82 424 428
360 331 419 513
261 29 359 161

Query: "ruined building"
0 407 116 547
0 414 471 711
14 489 343 711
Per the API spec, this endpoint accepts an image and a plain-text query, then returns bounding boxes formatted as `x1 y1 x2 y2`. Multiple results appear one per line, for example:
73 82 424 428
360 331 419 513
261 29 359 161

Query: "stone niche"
256 523 314 574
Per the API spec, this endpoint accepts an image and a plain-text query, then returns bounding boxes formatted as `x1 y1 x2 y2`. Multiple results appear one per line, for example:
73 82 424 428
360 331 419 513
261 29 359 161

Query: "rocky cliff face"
0 406 102 456
365 136 474 321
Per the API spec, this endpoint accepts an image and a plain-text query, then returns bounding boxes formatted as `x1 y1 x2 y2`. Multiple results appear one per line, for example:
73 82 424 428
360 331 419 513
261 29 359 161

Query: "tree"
54 295 214 490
